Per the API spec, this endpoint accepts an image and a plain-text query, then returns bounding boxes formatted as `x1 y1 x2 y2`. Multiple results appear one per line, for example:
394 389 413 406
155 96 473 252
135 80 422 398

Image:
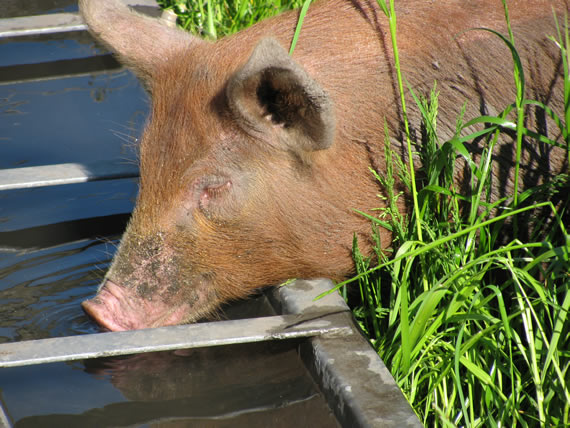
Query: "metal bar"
0 161 139 191
0 13 86 38
0 312 351 368
0 1 161 39
0 402 11 428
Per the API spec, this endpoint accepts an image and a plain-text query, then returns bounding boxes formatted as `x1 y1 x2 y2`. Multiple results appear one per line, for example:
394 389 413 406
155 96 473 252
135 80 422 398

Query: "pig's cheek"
180 205 196 224
175 191 200 226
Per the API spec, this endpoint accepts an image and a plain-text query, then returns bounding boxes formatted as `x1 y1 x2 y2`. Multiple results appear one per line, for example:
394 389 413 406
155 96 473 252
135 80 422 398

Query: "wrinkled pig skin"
80 0 568 331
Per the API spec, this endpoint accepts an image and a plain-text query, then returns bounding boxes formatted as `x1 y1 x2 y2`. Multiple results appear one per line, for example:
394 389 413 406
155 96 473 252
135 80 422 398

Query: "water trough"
0 2 421 426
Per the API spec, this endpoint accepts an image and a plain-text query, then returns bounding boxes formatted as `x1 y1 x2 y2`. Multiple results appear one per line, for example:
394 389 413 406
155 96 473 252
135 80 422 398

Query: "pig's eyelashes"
187 175 240 220
198 180 232 211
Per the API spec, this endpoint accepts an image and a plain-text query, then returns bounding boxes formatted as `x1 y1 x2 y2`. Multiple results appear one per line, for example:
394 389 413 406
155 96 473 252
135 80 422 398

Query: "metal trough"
0 279 421 427
0 3 422 426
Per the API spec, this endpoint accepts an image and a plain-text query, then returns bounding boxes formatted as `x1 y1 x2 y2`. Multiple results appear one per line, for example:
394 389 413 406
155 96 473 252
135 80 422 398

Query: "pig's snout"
82 278 214 331
82 280 141 331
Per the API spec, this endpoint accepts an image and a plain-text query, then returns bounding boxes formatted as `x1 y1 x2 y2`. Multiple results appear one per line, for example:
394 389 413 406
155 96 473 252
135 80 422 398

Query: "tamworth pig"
80 0 568 331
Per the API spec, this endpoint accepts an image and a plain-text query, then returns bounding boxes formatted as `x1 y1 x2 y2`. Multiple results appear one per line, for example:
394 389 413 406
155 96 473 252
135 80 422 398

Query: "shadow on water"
0 214 130 251
1 341 339 428
1 0 78 19
0 53 122 84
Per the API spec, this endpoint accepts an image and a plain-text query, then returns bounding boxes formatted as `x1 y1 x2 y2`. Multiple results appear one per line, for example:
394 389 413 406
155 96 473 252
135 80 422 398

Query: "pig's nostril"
82 297 116 331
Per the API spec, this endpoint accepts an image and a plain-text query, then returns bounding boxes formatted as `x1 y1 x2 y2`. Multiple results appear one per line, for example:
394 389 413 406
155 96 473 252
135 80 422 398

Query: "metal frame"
0 279 421 427
0 13 87 38
0 161 138 191
272 280 423 427
0 0 159 39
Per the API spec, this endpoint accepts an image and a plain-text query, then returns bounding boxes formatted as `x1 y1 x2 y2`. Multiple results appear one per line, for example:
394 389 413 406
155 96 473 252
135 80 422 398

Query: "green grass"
159 1 569 425
342 2 570 426
157 0 306 39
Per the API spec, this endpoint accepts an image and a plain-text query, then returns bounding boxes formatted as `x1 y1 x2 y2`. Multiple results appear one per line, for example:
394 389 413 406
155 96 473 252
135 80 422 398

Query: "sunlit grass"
343 2 570 425
157 0 306 39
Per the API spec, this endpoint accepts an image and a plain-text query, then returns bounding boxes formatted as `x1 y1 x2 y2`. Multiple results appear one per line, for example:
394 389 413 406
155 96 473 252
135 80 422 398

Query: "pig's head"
80 0 379 331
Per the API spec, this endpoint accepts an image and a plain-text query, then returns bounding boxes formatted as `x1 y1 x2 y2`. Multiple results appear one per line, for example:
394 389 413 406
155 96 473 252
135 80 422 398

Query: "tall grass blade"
289 0 312 54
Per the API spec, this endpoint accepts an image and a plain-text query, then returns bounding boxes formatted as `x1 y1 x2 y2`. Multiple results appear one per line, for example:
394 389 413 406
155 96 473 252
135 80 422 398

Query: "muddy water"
0 5 339 427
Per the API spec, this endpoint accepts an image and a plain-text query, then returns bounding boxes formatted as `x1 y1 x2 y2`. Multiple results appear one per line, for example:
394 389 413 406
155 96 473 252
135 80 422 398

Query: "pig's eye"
199 180 232 210
192 175 237 219
188 174 244 221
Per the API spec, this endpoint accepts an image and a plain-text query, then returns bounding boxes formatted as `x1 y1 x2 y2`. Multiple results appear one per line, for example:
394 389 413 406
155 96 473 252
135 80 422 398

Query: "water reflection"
2 342 339 428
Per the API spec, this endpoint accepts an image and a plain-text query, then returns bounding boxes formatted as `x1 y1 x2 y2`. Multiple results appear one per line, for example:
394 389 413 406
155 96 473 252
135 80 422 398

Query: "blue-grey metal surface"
0 13 86 38
0 0 160 38
0 312 351 368
0 161 139 191
271 279 423 428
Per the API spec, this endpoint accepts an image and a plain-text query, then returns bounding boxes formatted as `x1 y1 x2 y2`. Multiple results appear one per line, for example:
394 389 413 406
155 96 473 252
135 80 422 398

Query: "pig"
80 0 568 331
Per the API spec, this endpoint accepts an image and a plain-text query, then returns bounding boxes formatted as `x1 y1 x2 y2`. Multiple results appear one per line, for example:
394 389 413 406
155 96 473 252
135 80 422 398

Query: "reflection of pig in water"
16 342 339 427
80 0 568 330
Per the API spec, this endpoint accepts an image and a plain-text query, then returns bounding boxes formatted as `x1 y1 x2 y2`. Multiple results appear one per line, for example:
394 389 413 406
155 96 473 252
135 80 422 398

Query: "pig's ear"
79 0 203 82
226 38 335 153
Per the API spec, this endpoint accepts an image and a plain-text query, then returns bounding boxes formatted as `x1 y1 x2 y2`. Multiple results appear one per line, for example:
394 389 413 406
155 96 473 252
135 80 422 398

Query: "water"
0 4 339 426
1 341 339 427
0 34 143 169
0 1 144 341
0 194 132 342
